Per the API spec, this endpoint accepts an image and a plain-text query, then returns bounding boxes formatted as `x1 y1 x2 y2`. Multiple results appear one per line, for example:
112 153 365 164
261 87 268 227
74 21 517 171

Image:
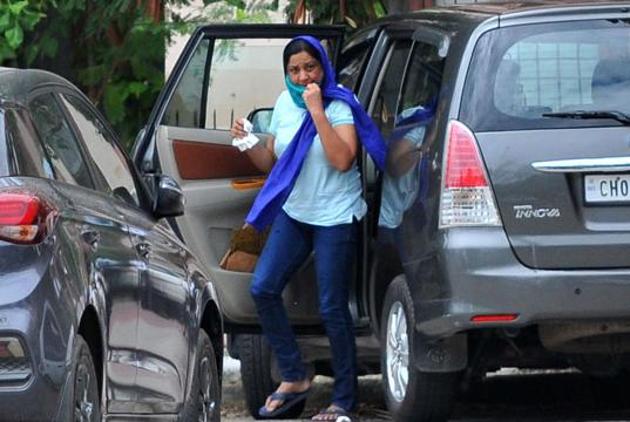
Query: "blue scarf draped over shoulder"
246 35 387 230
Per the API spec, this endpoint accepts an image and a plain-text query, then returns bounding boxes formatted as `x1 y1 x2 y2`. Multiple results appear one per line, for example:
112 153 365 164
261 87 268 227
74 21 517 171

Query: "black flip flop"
258 388 311 418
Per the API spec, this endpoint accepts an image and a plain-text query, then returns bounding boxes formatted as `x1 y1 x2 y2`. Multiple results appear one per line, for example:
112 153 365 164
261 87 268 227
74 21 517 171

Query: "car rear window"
460 19 630 131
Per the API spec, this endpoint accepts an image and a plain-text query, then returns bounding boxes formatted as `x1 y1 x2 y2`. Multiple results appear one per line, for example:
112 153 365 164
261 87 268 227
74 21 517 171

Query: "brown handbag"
219 224 268 273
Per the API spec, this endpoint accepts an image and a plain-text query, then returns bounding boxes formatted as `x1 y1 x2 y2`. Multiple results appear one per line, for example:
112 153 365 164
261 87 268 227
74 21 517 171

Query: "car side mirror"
247 108 274 133
153 175 185 218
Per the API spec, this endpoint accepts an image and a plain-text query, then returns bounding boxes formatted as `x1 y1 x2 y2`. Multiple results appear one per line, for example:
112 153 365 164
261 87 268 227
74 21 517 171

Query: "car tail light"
0 193 53 244
439 120 501 228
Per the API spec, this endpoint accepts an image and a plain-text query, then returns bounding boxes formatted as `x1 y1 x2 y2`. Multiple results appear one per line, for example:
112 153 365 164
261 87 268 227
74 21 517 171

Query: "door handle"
135 242 151 258
81 230 100 249
231 177 266 190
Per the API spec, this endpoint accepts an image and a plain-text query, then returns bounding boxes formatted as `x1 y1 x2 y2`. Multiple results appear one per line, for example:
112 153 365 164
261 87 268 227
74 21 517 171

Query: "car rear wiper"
542 110 630 126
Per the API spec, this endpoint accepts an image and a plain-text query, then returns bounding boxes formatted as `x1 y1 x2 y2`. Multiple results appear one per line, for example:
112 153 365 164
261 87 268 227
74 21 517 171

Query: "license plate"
585 174 630 203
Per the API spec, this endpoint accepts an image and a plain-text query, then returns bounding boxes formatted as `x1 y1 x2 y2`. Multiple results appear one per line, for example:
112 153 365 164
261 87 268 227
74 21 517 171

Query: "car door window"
163 36 339 131
59 94 140 206
163 38 210 127
29 93 94 188
370 40 412 139
396 40 445 132
164 37 290 130
339 42 373 92
377 40 445 230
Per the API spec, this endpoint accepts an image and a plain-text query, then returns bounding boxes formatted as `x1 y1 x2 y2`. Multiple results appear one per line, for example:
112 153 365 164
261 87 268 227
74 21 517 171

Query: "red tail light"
439 120 501 227
444 121 489 188
0 193 52 244
0 194 41 225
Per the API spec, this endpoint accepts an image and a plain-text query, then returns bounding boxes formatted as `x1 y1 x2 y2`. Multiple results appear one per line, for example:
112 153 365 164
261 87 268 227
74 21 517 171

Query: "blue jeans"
250 211 358 411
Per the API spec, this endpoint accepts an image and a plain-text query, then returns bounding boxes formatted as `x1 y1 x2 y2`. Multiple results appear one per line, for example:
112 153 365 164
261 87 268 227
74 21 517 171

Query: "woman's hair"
282 39 322 73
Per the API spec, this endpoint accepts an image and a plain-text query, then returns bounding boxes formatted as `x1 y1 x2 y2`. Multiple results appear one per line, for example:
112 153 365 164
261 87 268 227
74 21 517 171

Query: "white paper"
232 118 260 151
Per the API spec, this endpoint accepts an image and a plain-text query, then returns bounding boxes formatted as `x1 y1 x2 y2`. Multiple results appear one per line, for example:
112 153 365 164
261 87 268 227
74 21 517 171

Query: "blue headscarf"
246 35 388 230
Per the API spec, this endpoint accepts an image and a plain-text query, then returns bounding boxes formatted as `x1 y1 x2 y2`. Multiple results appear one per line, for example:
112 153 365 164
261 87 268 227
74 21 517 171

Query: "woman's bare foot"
311 404 351 421
263 379 311 413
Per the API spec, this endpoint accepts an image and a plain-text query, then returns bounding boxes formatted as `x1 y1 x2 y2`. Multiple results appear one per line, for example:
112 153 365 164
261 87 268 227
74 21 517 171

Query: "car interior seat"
494 59 526 115
591 57 630 111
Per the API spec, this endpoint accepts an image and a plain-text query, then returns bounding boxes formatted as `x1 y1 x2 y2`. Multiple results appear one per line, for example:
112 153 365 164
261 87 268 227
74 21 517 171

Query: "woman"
231 36 386 421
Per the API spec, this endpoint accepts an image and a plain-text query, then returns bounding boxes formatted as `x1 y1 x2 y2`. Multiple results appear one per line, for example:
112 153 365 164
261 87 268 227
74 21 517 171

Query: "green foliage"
0 0 382 150
285 0 386 27
0 0 281 150
201 0 276 64
0 1 46 63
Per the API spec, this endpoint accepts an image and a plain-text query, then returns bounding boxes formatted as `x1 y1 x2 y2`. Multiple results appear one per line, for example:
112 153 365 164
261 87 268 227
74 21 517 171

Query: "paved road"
221 357 630 421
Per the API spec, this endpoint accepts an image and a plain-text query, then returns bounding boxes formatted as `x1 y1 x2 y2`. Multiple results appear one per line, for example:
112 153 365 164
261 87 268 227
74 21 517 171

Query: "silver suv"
133 2 630 421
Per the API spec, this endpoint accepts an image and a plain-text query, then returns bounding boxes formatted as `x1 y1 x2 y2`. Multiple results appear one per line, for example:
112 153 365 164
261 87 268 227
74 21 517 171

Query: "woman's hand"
231 117 247 139
303 83 324 116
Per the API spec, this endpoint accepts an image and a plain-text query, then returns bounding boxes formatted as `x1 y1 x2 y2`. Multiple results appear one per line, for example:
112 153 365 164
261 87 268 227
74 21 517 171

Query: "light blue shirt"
269 90 366 226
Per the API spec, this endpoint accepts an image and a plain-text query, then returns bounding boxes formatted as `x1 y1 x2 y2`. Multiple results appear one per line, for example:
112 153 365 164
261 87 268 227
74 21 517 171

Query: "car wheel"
182 330 221 422
239 334 305 420
72 335 101 422
381 277 459 422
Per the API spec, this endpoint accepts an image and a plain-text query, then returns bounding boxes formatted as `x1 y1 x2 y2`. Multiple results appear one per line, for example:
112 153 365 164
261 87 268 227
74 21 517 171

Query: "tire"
381 277 459 422
181 330 221 422
72 335 101 422
239 334 306 420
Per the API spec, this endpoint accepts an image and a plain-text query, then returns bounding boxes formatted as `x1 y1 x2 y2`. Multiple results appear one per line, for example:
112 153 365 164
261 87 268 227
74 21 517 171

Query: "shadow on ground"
222 363 630 421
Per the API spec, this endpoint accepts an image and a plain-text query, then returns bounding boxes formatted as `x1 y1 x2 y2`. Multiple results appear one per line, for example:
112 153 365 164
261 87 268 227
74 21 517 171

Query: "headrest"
591 58 630 107
494 59 522 113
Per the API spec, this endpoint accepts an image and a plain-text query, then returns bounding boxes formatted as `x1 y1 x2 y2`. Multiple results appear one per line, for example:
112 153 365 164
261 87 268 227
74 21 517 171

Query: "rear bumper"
0 250 76 421
405 227 630 338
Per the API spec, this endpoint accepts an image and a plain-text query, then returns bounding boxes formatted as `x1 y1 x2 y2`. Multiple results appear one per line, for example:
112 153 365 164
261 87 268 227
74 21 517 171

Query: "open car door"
133 24 345 331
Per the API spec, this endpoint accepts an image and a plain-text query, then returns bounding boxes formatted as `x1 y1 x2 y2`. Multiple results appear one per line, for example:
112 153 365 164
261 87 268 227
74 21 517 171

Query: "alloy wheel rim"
197 355 217 422
74 361 94 422
386 301 409 402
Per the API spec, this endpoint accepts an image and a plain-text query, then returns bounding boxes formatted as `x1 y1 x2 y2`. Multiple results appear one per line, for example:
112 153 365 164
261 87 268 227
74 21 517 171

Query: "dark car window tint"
370 40 412 139
339 42 372 91
5 109 54 178
399 41 444 114
377 40 444 230
461 19 630 131
60 94 140 206
29 94 93 188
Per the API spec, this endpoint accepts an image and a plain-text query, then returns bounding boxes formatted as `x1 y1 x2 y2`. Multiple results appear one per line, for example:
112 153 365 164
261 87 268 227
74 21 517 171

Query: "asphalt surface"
221 357 630 421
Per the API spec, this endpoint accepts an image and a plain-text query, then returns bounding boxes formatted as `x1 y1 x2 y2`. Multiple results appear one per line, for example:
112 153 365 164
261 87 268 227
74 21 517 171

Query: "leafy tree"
285 0 386 27
0 0 384 149
0 0 276 149
0 1 47 64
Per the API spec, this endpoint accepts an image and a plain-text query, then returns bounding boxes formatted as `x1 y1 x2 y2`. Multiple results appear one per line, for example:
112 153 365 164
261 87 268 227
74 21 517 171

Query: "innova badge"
513 204 561 219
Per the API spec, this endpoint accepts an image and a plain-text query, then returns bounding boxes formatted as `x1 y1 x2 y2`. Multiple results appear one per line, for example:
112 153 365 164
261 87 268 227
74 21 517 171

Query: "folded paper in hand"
232 118 260 151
